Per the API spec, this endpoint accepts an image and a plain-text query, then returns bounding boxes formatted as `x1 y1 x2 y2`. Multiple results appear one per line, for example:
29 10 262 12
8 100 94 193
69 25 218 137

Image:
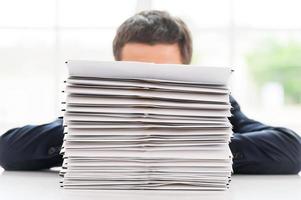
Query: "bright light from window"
0 0 300 135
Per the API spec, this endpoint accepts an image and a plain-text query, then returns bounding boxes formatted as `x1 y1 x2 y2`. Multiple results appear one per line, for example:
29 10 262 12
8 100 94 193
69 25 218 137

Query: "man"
0 10 300 174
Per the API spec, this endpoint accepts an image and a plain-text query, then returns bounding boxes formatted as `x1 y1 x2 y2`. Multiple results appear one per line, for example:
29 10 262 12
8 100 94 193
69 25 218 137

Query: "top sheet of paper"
66 60 232 85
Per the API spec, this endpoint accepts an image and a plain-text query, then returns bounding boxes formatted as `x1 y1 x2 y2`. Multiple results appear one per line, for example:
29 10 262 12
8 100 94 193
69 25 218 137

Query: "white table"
0 168 300 200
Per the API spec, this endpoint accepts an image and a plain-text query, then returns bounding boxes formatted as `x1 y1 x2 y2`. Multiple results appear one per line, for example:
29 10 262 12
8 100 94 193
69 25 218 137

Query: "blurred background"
0 0 300 135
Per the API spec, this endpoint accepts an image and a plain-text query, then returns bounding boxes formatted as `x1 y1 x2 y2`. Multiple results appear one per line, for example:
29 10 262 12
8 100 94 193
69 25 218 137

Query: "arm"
0 119 64 170
229 96 301 174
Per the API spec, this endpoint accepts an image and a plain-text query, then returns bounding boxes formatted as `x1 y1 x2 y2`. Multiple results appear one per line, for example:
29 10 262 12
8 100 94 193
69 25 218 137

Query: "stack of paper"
60 61 233 190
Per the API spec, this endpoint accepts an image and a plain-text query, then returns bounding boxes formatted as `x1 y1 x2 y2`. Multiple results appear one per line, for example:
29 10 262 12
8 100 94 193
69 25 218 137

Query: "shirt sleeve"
0 119 64 170
229 96 301 174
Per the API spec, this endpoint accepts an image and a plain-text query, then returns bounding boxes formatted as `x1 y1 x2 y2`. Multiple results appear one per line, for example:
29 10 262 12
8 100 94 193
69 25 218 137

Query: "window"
0 0 300 135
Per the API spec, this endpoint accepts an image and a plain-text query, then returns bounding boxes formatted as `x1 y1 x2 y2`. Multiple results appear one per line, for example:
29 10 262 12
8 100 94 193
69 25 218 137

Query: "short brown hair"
113 10 193 64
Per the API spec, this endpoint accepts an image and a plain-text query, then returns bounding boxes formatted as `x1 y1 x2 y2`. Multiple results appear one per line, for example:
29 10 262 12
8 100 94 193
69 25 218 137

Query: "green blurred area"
246 39 301 104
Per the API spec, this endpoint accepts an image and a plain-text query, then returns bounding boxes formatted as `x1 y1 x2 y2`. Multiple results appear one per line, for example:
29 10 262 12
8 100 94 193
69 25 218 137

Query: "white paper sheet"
65 85 230 103
66 78 229 93
65 95 231 109
66 60 232 85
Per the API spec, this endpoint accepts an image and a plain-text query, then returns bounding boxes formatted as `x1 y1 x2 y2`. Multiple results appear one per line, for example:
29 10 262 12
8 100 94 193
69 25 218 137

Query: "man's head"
113 10 192 64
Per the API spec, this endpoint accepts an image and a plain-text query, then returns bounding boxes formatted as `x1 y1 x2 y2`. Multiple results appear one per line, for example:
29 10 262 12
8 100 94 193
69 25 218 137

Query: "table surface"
0 168 300 200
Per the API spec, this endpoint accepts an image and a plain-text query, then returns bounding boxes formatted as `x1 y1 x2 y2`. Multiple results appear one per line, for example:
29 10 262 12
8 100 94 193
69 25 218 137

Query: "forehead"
121 43 182 64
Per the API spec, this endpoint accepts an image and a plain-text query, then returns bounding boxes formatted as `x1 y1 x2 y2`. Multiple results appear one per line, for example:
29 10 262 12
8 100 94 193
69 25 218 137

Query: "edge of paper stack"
60 60 233 190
